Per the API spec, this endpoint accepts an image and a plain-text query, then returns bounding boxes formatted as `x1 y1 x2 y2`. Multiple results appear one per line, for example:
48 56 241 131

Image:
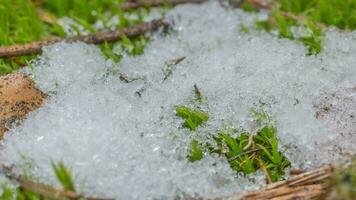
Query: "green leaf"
188 140 204 162
175 106 208 131
51 161 76 192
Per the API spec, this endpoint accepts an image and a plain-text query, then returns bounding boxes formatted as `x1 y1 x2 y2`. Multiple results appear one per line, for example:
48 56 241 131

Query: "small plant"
51 161 76 192
183 103 290 183
188 140 204 162
175 106 209 131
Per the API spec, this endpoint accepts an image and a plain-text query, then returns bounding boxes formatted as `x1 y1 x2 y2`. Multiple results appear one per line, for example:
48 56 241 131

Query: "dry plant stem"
256 157 273 184
0 19 168 58
121 0 207 10
0 164 114 200
239 164 334 200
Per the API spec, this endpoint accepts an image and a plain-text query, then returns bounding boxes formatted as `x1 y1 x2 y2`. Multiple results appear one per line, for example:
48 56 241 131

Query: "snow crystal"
2 1 356 199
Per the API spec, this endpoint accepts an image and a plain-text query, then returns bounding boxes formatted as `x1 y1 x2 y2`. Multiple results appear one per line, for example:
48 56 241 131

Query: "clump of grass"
0 0 158 74
278 0 356 30
51 161 76 192
0 161 77 199
0 0 48 74
190 125 290 182
249 0 356 55
0 186 13 200
183 104 290 182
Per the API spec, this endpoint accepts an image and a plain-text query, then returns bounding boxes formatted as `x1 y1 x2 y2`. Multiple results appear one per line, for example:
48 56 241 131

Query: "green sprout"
51 161 76 192
183 103 290 183
188 140 204 162
175 106 209 131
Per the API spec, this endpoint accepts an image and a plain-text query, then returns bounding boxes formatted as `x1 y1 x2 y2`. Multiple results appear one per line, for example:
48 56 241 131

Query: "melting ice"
1 1 356 199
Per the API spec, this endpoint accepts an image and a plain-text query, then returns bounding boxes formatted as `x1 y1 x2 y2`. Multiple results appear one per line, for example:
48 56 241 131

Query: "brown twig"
120 0 207 10
237 164 335 200
0 19 168 58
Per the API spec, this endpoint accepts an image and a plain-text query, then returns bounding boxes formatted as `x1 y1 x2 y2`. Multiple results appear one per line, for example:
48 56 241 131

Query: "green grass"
250 0 356 55
0 161 77 200
175 106 209 131
177 94 291 182
0 0 48 74
0 0 160 75
329 158 356 199
278 0 356 30
187 125 290 182
51 161 76 192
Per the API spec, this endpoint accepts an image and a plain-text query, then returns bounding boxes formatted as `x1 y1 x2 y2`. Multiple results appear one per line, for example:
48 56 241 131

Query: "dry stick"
0 164 114 200
239 164 334 199
0 19 168 58
120 0 207 10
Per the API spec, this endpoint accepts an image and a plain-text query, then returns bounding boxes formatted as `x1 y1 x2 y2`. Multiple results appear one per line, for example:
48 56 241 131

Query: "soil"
0 72 47 138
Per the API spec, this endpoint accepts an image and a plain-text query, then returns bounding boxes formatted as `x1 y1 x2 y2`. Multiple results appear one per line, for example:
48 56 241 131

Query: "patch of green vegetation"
278 0 356 30
0 161 77 199
188 140 204 162
241 2 259 13
249 0 356 55
41 0 124 25
190 126 290 182
175 106 209 131
301 19 323 55
100 42 122 63
329 158 356 199
0 0 159 75
120 35 149 56
0 0 49 74
51 161 76 192
0 186 13 200
0 0 46 45
183 104 290 182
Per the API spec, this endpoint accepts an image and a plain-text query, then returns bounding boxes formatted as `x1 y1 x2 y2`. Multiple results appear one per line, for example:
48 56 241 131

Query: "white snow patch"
1 1 356 199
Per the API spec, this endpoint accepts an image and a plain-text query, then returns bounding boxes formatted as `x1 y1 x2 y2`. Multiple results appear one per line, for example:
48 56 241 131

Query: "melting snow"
1 1 356 199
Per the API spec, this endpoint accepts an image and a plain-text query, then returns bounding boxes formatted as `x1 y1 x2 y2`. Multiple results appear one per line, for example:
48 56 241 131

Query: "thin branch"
121 0 207 10
0 19 168 58
238 164 335 200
